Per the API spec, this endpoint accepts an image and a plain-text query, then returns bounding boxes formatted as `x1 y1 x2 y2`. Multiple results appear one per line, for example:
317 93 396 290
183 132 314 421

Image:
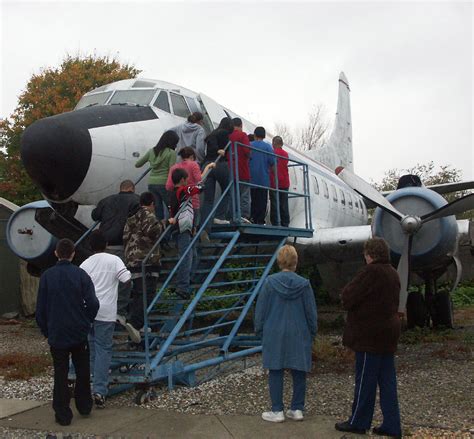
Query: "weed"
0 352 51 380
311 337 354 373
400 327 459 345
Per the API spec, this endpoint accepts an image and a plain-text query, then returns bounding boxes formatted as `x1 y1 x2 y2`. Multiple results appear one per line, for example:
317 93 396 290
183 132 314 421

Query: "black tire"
406 291 428 329
432 292 454 328
135 390 148 405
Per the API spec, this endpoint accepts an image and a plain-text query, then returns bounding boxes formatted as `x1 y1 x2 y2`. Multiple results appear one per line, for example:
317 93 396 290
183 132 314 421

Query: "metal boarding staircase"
81 142 314 403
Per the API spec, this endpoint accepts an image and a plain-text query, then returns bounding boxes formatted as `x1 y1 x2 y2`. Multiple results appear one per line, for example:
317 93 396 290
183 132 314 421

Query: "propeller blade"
335 167 404 220
397 234 412 313
421 193 474 223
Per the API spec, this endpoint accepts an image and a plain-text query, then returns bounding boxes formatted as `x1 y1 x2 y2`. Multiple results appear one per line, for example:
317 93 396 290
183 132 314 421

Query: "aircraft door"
197 93 228 132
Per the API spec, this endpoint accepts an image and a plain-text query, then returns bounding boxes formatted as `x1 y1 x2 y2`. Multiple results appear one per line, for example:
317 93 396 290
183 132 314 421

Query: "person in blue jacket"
255 244 317 423
36 239 99 426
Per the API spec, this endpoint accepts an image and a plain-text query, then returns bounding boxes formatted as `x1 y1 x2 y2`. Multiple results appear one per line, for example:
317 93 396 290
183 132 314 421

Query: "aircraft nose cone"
21 114 92 202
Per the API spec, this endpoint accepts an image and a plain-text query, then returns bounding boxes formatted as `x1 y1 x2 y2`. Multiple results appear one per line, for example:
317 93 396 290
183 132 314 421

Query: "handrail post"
273 155 281 226
228 141 237 223
234 142 241 221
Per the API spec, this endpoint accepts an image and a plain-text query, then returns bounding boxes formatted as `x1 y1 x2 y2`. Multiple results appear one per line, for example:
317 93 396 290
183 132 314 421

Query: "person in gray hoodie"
172 112 206 164
255 245 317 423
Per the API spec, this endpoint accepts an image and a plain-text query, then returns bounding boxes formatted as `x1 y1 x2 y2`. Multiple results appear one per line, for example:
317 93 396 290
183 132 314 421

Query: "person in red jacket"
228 117 252 223
269 136 290 227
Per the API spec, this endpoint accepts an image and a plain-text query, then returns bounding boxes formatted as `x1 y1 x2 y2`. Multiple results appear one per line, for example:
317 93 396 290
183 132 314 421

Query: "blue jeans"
201 162 230 229
88 321 115 397
350 352 401 436
269 369 306 412
148 184 169 220
175 231 196 295
239 183 251 219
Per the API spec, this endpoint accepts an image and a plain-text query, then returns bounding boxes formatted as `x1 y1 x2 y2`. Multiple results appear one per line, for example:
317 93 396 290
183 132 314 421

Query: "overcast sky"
1 1 472 183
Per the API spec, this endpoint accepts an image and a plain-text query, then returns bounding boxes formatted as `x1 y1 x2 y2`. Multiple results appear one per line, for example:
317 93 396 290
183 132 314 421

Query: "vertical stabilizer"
306 72 353 172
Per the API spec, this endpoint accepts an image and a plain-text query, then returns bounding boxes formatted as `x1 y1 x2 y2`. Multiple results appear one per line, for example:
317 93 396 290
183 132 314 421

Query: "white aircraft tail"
306 72 353 172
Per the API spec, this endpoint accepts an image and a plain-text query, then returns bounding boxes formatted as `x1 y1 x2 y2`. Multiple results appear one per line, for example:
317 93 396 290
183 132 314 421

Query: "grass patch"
400 327 460 345
0 352 51 380
311 337 354 373
429 343 472 361
452 280 474 309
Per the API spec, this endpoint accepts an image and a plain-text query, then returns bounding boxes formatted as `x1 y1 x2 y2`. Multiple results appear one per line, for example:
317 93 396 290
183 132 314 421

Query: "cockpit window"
153 91 171 113
75 91 113 109
109 89 155 106
170 93 190 118
185 96 200 113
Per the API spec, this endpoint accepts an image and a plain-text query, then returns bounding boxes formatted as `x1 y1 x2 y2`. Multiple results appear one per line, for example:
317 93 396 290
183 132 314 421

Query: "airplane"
6 72 474 329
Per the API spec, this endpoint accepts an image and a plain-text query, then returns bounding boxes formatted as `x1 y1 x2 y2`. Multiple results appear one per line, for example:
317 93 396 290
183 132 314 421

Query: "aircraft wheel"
406 291 428 329
135 389 149 405
432 292 454 328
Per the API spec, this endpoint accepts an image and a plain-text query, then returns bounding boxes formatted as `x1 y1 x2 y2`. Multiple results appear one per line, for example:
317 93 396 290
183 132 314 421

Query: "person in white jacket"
172 112 206 164
80 230 131 409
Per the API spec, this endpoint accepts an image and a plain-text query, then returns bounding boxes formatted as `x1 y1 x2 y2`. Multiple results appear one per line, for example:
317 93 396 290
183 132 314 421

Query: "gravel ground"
1 318 473 438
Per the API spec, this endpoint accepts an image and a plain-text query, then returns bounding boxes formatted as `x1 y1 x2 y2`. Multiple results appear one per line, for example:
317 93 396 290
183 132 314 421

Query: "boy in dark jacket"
36 239 99 426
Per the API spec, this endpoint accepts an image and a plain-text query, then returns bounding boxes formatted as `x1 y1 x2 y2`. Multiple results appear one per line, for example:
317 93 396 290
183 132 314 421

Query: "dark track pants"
349 352 401 436
50 341 92 424
251 188 268 224
270 189 290 227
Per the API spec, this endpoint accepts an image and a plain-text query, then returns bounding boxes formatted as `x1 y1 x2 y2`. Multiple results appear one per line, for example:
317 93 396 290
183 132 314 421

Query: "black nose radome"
21 113 92 202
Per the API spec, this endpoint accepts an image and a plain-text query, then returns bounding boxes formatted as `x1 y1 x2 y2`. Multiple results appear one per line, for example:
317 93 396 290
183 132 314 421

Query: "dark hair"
153 130 179 157
188 112 203 123
140 191 155 207
56 238 75 259
272 136 283 147
218 117 234 134
120 180 135 192
178 147 196 160
364 237 390 262
254 126 266 139
248 134 255 142
172 168 188 185
232 117 242 128
90 230 107 253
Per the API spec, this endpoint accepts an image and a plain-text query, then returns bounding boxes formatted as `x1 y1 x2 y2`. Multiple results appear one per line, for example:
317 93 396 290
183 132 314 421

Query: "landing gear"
431 291 454 328
406 290 429 329
134 388 157 405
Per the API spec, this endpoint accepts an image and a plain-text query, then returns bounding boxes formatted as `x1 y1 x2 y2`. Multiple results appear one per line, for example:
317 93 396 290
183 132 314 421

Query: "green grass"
452 281 474 309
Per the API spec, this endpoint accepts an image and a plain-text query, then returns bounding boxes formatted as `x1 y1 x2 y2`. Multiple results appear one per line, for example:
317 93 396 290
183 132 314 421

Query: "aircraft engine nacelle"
6 201 57 274
372 187 458 271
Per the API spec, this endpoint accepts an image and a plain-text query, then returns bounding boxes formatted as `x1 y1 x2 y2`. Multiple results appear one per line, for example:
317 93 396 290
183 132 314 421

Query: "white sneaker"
261 411 285 423
125 323 141 343
286 409 304 421
240 217 252 224
213 218 230 225
116 315 126 326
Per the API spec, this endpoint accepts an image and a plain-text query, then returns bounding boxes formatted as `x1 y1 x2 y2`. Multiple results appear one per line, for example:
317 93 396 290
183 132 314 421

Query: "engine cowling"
372 187 458 271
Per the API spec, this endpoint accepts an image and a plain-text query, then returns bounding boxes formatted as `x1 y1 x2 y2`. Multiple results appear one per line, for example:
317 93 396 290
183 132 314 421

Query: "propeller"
336 167 474 314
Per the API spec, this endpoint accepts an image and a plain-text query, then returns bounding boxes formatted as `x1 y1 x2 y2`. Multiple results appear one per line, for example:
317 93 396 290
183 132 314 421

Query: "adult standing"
228 117 251 222
135 130 179 220
172 112 207 165
91 179 139 317
269 136 290 227
335 237 402 438
255 245 317 423
249 127 275 224
36 239 99 426
201 117 234 228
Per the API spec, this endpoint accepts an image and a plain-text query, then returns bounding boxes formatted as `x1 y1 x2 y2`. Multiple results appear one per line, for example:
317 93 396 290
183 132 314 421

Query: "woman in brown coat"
335 237 402 438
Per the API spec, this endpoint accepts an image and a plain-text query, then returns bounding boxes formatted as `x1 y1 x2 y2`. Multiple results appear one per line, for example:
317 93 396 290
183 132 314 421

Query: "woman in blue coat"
255 245 317 423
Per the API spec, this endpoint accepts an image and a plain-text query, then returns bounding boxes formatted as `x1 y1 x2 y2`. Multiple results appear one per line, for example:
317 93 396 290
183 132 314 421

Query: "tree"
0 54 141 205
274 104 328 151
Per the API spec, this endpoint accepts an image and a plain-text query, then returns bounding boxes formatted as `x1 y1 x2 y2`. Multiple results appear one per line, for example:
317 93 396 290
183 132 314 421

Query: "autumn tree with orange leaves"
0 54 140 205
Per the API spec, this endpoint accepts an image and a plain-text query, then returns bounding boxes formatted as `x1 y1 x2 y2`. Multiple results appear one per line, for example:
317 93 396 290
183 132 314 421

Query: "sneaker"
286 409 304 421
125 322 141 343
261 411 285 423
213 218 230 225
93 393 106 409
116 315 126 327
335 421 366 434
240 217 252 224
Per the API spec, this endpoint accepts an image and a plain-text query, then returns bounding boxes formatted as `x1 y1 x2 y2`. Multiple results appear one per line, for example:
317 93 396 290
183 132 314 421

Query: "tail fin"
306 72 353 172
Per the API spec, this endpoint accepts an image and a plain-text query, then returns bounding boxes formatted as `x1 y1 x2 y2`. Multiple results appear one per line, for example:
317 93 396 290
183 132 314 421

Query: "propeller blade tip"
335 166 344 175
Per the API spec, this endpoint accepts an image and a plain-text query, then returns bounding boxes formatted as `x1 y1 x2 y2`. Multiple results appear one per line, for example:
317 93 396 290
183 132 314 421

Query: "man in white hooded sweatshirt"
172 112 207 165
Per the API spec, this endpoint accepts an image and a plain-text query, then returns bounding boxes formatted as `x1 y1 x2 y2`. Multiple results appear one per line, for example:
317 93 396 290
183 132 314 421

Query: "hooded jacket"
172 122 206 164
342 260 401 354
255 271 317 372
135 147 176 185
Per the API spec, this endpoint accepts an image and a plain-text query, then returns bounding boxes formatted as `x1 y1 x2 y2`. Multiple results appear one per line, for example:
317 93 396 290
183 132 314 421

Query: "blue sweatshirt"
36 260 99 349
249 140 276 187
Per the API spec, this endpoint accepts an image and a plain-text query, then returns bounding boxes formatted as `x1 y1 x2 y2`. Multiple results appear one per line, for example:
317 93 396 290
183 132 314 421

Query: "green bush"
452 281 474 309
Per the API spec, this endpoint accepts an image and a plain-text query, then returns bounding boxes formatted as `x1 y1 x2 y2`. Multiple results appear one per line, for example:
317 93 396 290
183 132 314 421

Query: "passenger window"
170 93 190 118
153 91 170 113
313 176 319 195
331 185 338 202
185 96 200 113
354 199 359 210
348 193 353 209
322 180 329 199
339 189 346 205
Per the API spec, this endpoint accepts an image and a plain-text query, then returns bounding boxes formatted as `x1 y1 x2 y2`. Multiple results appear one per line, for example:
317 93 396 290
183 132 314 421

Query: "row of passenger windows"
312 175 365 213
75 89 201 119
